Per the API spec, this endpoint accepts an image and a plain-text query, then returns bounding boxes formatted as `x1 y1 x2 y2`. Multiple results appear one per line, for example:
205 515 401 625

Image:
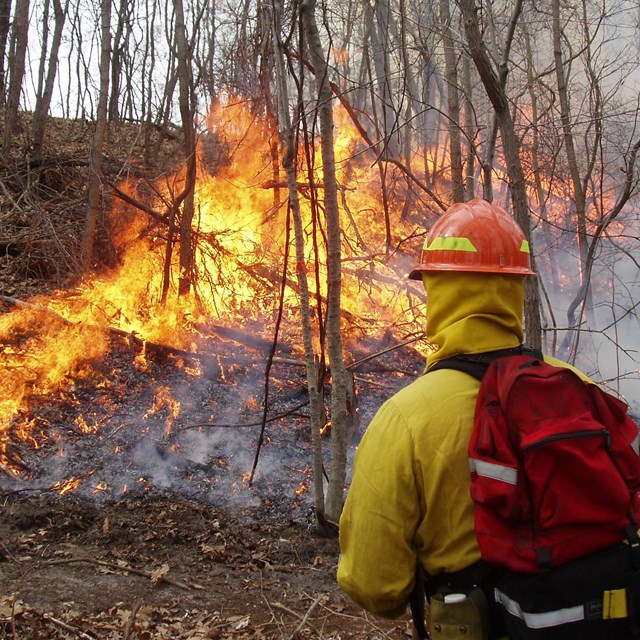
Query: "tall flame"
0 96 427 473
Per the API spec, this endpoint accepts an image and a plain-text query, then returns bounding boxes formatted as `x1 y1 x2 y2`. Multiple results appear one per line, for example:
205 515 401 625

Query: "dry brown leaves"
0 495 411 640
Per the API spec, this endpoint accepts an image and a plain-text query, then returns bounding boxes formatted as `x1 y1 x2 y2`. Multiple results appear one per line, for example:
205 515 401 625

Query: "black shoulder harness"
427 344 543 381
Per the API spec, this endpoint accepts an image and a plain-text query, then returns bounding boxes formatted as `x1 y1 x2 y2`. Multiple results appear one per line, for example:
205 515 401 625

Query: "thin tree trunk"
440 0 464 202
366 0 400 158
143 0 158 167
0 0 12 101
172 0 197 297
259 2 280 210
552 0 588 272
522 20 560 304
459 0 542 349
553 0 600 358
462 54 475 199
300 0 348 526
271 0 329 534
80 0 111 273
3 0 29 151
108 0 128 122
31 0 68 161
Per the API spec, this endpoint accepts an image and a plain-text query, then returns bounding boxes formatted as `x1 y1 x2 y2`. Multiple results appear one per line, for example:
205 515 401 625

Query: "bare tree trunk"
462 54 475 199
152 59 179 161
271 0 330 534
3 0 29 151
366 0 401 158
440 0 464 202
301 0 348 526
553 0 599 358
172 0 197 297
258 2 280 210
34 0 50 114
143 0 158 167
0 0 12 101
80 0 111 273
193 2 216 106
108 0 129 122
552 0 588 273
31 0 68 161
459 0 542 349
521 19 560 303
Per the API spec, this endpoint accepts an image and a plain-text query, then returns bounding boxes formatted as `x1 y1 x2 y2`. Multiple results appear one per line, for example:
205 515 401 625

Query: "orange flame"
52 476 83 495
0 95 429 473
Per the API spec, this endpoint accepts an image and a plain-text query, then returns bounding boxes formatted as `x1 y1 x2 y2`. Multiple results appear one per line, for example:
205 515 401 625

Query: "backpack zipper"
522 429 611 452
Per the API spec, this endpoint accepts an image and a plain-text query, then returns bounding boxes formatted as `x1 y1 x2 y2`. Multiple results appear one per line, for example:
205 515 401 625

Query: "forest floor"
0 493 414 640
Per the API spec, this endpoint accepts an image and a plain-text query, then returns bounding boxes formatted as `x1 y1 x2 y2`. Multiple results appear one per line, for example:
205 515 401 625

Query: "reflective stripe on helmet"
425 236 477 253
425 237 530 256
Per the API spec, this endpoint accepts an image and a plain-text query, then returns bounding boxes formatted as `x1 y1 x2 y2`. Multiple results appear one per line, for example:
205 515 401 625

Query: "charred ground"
0 317 424 639
0 333 422 640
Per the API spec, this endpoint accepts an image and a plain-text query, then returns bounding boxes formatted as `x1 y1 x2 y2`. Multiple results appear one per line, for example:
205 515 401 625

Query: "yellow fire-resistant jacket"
337 271 577 618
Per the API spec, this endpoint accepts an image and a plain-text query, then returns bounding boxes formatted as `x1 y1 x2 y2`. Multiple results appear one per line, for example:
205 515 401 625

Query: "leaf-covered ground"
0 494 413 639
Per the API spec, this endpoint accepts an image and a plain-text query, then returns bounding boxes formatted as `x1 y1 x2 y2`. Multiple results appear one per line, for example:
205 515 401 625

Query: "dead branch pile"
0 112 183 296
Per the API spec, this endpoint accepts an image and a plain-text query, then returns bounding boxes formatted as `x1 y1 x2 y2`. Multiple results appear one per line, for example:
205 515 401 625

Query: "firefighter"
337 199 549 638
338 198 640 640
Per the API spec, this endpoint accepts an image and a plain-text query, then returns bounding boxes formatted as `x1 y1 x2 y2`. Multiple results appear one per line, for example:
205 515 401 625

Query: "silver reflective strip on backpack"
495 589 585 629
469 457 518 485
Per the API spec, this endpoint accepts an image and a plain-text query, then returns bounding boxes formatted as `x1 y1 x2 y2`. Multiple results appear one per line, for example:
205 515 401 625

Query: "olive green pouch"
427 588 490 640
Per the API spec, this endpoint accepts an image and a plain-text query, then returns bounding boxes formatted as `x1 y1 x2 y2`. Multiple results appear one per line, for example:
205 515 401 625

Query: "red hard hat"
408 199 535 279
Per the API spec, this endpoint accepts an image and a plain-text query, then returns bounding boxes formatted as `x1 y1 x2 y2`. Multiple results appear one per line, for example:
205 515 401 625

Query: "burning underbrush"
0 97 436 508
0 98 430 505
0 305 424 514
0 98 429 637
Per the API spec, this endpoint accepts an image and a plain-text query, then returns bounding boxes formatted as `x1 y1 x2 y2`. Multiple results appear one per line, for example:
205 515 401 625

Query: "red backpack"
430 347 640 573
460 352 640 573
413 350 640 640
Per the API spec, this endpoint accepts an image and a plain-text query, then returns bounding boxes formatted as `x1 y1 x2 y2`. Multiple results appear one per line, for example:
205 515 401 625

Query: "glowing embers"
143 385 182 437
51 476 83 495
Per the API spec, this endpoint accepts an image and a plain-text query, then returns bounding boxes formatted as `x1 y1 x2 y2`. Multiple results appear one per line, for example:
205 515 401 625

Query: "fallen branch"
347 334 427 371
0 294 306 370
174 399 310 433
123 601 143 640
288 595 322 640
0 295 72 323
0 462 21 480
42 613 97 639
43 556 196 591
306 592 399 638
271 601 322 638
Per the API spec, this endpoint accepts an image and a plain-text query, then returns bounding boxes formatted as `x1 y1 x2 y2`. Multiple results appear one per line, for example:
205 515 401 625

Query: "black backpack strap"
409 563 429 639
427 344 543 381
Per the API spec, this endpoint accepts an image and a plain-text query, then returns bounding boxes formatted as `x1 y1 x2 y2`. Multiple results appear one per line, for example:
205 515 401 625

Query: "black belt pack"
493 542 640 640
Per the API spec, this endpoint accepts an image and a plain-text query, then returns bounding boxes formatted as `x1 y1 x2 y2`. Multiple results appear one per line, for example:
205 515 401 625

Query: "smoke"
0 344 323 522
536 228 640 409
